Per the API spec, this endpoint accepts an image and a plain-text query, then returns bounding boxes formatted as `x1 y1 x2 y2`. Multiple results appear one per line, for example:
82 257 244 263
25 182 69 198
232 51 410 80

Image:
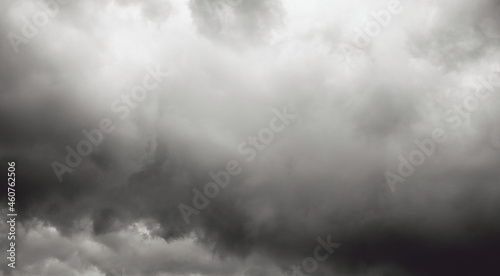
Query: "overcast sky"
1 0 500 275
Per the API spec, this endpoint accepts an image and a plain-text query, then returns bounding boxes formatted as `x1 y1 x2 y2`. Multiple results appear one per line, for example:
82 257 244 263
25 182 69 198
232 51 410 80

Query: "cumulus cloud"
1 0 500 275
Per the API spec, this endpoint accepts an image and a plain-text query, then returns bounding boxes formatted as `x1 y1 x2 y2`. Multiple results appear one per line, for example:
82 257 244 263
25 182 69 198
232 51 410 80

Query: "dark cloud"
1 0 500 275
189 0 284 43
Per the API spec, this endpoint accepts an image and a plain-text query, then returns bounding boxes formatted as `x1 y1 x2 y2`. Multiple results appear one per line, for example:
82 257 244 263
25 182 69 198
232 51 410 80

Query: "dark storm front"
51 66 170 182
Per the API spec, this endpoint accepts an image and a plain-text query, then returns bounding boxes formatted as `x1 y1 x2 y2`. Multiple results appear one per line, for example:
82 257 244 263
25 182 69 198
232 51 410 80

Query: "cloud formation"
1 0 500 275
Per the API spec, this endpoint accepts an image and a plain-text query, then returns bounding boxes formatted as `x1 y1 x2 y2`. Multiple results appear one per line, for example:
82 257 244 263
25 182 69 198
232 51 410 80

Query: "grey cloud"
189 0 284 43
2 0 500 275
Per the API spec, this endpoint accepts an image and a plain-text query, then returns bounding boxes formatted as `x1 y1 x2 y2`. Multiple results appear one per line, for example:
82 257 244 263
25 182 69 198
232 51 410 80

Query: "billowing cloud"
1 0 500 275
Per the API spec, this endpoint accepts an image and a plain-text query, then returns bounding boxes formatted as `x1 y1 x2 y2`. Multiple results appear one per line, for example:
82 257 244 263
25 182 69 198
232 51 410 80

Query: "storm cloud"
1 0 500 275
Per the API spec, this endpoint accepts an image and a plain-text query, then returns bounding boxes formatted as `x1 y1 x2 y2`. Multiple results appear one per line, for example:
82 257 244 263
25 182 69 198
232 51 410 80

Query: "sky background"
1 0 500 275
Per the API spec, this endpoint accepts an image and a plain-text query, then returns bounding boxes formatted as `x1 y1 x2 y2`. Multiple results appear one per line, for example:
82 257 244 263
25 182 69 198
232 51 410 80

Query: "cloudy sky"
1 0 500 275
